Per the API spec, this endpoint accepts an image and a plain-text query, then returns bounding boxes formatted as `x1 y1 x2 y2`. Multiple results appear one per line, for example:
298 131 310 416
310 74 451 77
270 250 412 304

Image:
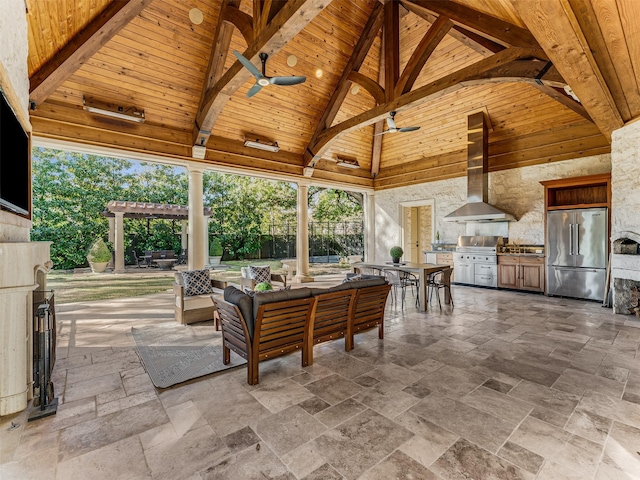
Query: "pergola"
103 200 214 273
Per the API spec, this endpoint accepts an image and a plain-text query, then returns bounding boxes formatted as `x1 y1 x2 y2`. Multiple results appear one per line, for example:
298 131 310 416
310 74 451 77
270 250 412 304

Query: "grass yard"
47 261 351 304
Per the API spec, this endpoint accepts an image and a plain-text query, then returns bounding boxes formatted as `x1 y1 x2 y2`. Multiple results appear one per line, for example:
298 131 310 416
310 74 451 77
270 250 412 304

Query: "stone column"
114 212 125 273
181 220 188 254
364 192 376 262
295 181 313 283
107 216 115 269
204 215 211 265
188 165 206 270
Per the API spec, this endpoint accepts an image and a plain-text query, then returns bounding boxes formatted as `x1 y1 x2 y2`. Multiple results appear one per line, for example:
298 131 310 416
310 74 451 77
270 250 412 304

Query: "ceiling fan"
375 111 421 135
233 50 306 98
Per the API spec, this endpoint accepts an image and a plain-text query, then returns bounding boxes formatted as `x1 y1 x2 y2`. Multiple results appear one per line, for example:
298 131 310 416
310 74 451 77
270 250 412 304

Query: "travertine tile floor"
2 283 640 479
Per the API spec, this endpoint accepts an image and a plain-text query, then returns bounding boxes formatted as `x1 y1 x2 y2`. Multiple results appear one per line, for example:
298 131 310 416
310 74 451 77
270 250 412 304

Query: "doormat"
131 323 246 388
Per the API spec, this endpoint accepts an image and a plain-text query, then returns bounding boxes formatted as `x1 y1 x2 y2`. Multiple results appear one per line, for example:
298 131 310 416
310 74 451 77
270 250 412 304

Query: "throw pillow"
181 269 213 296
249 265 271 284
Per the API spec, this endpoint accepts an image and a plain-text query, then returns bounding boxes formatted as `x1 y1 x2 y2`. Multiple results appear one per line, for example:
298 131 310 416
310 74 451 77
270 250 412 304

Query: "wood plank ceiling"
26 0 640 191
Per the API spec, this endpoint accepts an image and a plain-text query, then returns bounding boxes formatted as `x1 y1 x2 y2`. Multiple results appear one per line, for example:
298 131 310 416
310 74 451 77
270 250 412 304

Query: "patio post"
364 192 376 262
114 211 125 273
181 220 187 254
107 216 115 269
204 215 210 265
295 180 313 283
188 165 206 270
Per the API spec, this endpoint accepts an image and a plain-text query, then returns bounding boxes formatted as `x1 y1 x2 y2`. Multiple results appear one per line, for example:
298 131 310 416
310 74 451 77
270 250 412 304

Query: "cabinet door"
498 263 518 288
520 264 544 291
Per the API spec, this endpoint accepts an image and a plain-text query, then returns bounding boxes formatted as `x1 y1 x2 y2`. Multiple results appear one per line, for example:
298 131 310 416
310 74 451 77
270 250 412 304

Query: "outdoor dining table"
353 262 451 312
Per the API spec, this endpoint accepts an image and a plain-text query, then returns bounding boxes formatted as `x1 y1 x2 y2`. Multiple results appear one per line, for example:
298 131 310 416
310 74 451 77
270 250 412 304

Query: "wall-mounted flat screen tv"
0 89 30 217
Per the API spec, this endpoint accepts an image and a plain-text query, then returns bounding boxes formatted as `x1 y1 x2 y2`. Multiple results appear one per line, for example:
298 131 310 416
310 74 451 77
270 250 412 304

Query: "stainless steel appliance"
546 207 608 301
454 236 504 287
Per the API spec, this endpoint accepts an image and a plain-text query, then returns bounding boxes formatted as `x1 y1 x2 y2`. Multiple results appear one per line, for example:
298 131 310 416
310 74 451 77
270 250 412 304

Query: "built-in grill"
454 236 504 287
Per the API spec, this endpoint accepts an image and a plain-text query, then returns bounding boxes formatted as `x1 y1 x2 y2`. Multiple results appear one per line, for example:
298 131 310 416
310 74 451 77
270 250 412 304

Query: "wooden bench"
214 277 390 385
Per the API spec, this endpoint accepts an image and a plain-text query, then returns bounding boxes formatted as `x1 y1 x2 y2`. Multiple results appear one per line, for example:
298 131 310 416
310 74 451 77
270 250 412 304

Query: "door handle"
575 224 579 255
569 224 573 256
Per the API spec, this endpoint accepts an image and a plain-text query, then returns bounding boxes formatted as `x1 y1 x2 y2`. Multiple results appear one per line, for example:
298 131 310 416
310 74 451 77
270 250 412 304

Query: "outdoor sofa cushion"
223 286 254 337
249 265 271 284
181 269 214 296
328 276 387 293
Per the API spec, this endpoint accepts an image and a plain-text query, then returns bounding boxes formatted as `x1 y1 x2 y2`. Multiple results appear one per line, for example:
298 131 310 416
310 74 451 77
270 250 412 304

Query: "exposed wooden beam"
403 0 541 49
402 3 503 57
513 0 624 141
29 0 153 106
395 14 452 96
347 71 385 106
566 0 637 120
195 0 330 147
531 84 592 122
225 5 254 47
309 48 556 159
371 34 386 179
304 1 384 167
384 0 400 102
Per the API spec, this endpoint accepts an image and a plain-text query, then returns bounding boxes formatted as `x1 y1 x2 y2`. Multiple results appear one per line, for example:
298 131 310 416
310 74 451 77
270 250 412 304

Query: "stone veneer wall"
373 154 611 262
610 120 640 311
0 0 29 108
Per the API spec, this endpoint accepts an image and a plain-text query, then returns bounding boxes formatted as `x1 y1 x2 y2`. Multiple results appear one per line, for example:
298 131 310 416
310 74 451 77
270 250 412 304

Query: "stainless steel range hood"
444 112 515 223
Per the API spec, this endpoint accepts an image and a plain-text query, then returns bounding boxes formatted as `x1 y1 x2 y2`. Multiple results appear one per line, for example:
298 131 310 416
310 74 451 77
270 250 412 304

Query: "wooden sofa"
214 276 390 384
173 273 227 326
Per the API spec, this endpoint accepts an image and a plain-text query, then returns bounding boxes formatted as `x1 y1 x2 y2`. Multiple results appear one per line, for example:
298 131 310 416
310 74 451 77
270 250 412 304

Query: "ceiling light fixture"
83 97 145 123
287 54 298 67
189 7 204 25
244 137 280 152
336 157 359 169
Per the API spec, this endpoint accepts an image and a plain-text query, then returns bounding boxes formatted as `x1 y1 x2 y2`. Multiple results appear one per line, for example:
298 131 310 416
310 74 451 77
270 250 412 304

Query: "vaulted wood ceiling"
27 0 639 190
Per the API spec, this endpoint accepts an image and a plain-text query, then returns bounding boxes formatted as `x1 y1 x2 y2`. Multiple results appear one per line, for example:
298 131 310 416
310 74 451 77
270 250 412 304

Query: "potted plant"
86 238 111 273
254 282 273 292
209 237 223 266
390 246 404 264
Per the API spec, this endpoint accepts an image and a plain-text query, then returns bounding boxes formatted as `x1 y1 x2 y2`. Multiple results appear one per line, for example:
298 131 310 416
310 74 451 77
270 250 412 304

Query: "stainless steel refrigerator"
546 207 608 301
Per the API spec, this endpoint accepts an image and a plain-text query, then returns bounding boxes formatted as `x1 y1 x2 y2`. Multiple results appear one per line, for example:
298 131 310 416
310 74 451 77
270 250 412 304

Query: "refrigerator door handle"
569 223 573 256
575 223 580 255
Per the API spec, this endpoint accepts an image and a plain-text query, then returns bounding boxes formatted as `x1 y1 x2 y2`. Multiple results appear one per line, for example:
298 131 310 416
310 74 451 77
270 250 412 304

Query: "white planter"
89 261 109 273
209 256 222 266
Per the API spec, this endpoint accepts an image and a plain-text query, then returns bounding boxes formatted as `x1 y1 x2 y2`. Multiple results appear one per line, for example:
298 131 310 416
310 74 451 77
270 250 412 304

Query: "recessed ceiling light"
287 55 298 67
351 85 360 95
189 8 203 25
315 69 323 78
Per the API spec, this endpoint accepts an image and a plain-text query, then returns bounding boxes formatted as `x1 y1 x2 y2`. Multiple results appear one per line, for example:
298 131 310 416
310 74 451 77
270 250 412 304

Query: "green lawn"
47 261 351 304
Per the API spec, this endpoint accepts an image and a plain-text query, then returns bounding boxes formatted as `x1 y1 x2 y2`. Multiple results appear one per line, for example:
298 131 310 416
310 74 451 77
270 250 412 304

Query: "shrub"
86 238 111 263
209 237 223 256
389 246 404 259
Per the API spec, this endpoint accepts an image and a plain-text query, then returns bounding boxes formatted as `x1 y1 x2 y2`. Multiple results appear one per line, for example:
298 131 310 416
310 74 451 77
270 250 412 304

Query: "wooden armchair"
346 283 392 351
214 288 316 385
173 275 227 326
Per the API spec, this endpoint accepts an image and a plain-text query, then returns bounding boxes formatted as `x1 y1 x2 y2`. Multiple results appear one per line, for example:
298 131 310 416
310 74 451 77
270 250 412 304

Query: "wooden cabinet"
540 173 611 211
498 255 544 292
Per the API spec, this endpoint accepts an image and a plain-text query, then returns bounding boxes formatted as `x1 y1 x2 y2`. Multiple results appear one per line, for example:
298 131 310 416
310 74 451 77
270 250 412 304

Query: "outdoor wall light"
83 97 145 123
336 157 360 169
243 137 280 152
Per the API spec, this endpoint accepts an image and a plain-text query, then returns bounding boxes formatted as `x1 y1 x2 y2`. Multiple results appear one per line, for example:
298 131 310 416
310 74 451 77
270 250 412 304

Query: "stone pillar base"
294 275 314 283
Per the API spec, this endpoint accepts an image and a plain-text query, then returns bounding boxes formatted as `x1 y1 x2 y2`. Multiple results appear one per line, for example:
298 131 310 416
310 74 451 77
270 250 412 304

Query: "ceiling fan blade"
246 83 264 98
270 75 306 86
232 50 263 80
398 126 420 132
374 129 393 136
386 116 396 130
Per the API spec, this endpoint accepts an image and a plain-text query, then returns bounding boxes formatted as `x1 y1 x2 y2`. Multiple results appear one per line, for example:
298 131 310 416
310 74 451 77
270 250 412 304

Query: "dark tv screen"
0 90 30 216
